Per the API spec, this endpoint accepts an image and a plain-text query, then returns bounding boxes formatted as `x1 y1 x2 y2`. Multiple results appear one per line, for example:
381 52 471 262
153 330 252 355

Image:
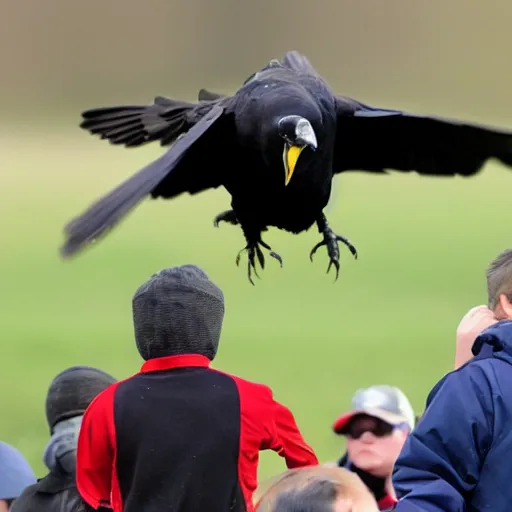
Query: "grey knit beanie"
132 264 225 361
45 366 117 433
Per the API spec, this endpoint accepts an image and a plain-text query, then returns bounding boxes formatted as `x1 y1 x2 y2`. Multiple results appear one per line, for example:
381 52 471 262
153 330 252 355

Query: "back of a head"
0 441 36 501
271 483 336 512
255 466 379 512
487 249 512 310
45 366 117 433
132 264 225 361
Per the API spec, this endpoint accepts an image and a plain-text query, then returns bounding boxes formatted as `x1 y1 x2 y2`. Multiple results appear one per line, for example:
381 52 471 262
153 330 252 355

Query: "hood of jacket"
472 319 512 364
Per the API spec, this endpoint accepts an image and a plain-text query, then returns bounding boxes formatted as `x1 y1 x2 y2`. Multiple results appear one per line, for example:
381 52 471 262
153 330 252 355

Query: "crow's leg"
235 223 283 285
213 209 239 227
309 213 357 281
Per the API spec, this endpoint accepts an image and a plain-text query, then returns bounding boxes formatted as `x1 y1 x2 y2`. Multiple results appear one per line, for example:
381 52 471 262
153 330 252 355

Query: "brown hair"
487 249 512 310
254 466 379 512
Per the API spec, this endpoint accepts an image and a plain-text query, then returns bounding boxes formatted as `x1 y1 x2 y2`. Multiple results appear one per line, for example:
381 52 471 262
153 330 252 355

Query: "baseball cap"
332 385 415 435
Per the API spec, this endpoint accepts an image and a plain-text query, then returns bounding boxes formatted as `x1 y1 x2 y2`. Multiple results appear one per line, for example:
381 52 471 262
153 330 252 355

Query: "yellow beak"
283 145 305 186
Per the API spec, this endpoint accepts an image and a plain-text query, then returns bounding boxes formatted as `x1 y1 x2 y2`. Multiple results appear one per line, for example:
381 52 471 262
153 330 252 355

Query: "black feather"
61 106 225 258
281 50 321 77
335 107 512 176
198 89 227 101
79 99 201 148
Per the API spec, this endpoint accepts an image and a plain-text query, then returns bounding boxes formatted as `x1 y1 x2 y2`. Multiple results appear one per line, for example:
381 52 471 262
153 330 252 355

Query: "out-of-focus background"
2 0 511 479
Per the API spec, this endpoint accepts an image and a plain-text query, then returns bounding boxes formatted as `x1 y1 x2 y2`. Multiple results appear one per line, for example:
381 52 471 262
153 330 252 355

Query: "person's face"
0 500 10 512
495 293 512 320
345 414 409 478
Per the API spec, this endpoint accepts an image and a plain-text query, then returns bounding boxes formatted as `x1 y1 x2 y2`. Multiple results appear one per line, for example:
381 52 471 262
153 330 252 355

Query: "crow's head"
277 115 318 186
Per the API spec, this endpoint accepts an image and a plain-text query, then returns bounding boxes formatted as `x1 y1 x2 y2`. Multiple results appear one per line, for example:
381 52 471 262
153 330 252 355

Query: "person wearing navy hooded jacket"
393 248 512 511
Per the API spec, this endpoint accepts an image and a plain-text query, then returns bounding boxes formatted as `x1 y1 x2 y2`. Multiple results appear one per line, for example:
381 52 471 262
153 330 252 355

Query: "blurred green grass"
1 128 511 481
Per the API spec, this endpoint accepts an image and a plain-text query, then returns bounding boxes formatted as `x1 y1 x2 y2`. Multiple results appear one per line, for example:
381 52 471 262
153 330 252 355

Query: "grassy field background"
2 124 511 482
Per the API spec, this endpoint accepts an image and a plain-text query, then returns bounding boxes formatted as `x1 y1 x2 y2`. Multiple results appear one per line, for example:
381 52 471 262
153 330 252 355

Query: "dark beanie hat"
132 264 225 361
45 366 117 432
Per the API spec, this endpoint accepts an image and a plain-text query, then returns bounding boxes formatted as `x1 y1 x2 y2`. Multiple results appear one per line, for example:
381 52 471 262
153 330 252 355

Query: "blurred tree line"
1 0 511 127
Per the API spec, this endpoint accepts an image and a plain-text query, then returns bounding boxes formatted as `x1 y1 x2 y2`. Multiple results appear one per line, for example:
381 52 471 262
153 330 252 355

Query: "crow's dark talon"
247 268 255 286
250 264 260 281
310 214 357 282
326 259 340 282
256 246 265 270
334 235 358 259
235 249 244 267
250 252 260 279
270 251 283 267
236 238 283 284
309 241 324 262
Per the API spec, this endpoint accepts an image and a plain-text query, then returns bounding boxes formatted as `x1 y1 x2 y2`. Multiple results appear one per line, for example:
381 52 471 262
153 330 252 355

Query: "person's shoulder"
452 353 509 385
9 480 40 510
211 369 274 398
442 352 502 382
217 370 274 393
17 481 39 496
427 356 501 408
94 373 137 397
82 377 127 415
466 354 512 400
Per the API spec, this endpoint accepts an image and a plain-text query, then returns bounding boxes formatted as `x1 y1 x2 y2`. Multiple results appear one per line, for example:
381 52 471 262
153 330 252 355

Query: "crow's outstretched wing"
79 95 226 148
61 105 228 259
333 97 512 176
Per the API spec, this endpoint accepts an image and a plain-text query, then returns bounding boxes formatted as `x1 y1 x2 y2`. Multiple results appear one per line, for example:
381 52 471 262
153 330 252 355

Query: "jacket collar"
473 320 512 357
37 470 76 494
140 354 211 373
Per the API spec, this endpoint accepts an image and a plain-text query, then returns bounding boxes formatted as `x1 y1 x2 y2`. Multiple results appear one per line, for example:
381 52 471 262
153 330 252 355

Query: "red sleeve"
267 398 319 468
76 382 119 510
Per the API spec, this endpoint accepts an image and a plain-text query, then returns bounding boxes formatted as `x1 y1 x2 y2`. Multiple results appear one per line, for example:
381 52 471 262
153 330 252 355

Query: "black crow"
60 51 512 284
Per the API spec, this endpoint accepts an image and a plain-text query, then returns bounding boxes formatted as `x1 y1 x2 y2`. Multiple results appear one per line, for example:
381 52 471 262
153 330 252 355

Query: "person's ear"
496 294 512 320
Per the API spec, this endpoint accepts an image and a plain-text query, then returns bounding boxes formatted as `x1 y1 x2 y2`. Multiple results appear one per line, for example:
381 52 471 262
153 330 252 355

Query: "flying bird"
60 51 512 284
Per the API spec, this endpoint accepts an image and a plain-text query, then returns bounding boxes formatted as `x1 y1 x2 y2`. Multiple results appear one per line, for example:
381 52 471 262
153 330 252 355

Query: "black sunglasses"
345 418 407 439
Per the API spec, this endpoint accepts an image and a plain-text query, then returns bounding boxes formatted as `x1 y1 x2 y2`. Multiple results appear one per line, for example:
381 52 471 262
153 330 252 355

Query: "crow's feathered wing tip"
58 104 226 261
59 239 89 260
59 225 119 261
59 244 74 260
59 211 121 260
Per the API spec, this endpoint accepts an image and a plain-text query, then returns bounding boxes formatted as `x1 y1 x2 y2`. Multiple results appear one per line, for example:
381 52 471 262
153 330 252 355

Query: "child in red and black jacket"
76 265 318 512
